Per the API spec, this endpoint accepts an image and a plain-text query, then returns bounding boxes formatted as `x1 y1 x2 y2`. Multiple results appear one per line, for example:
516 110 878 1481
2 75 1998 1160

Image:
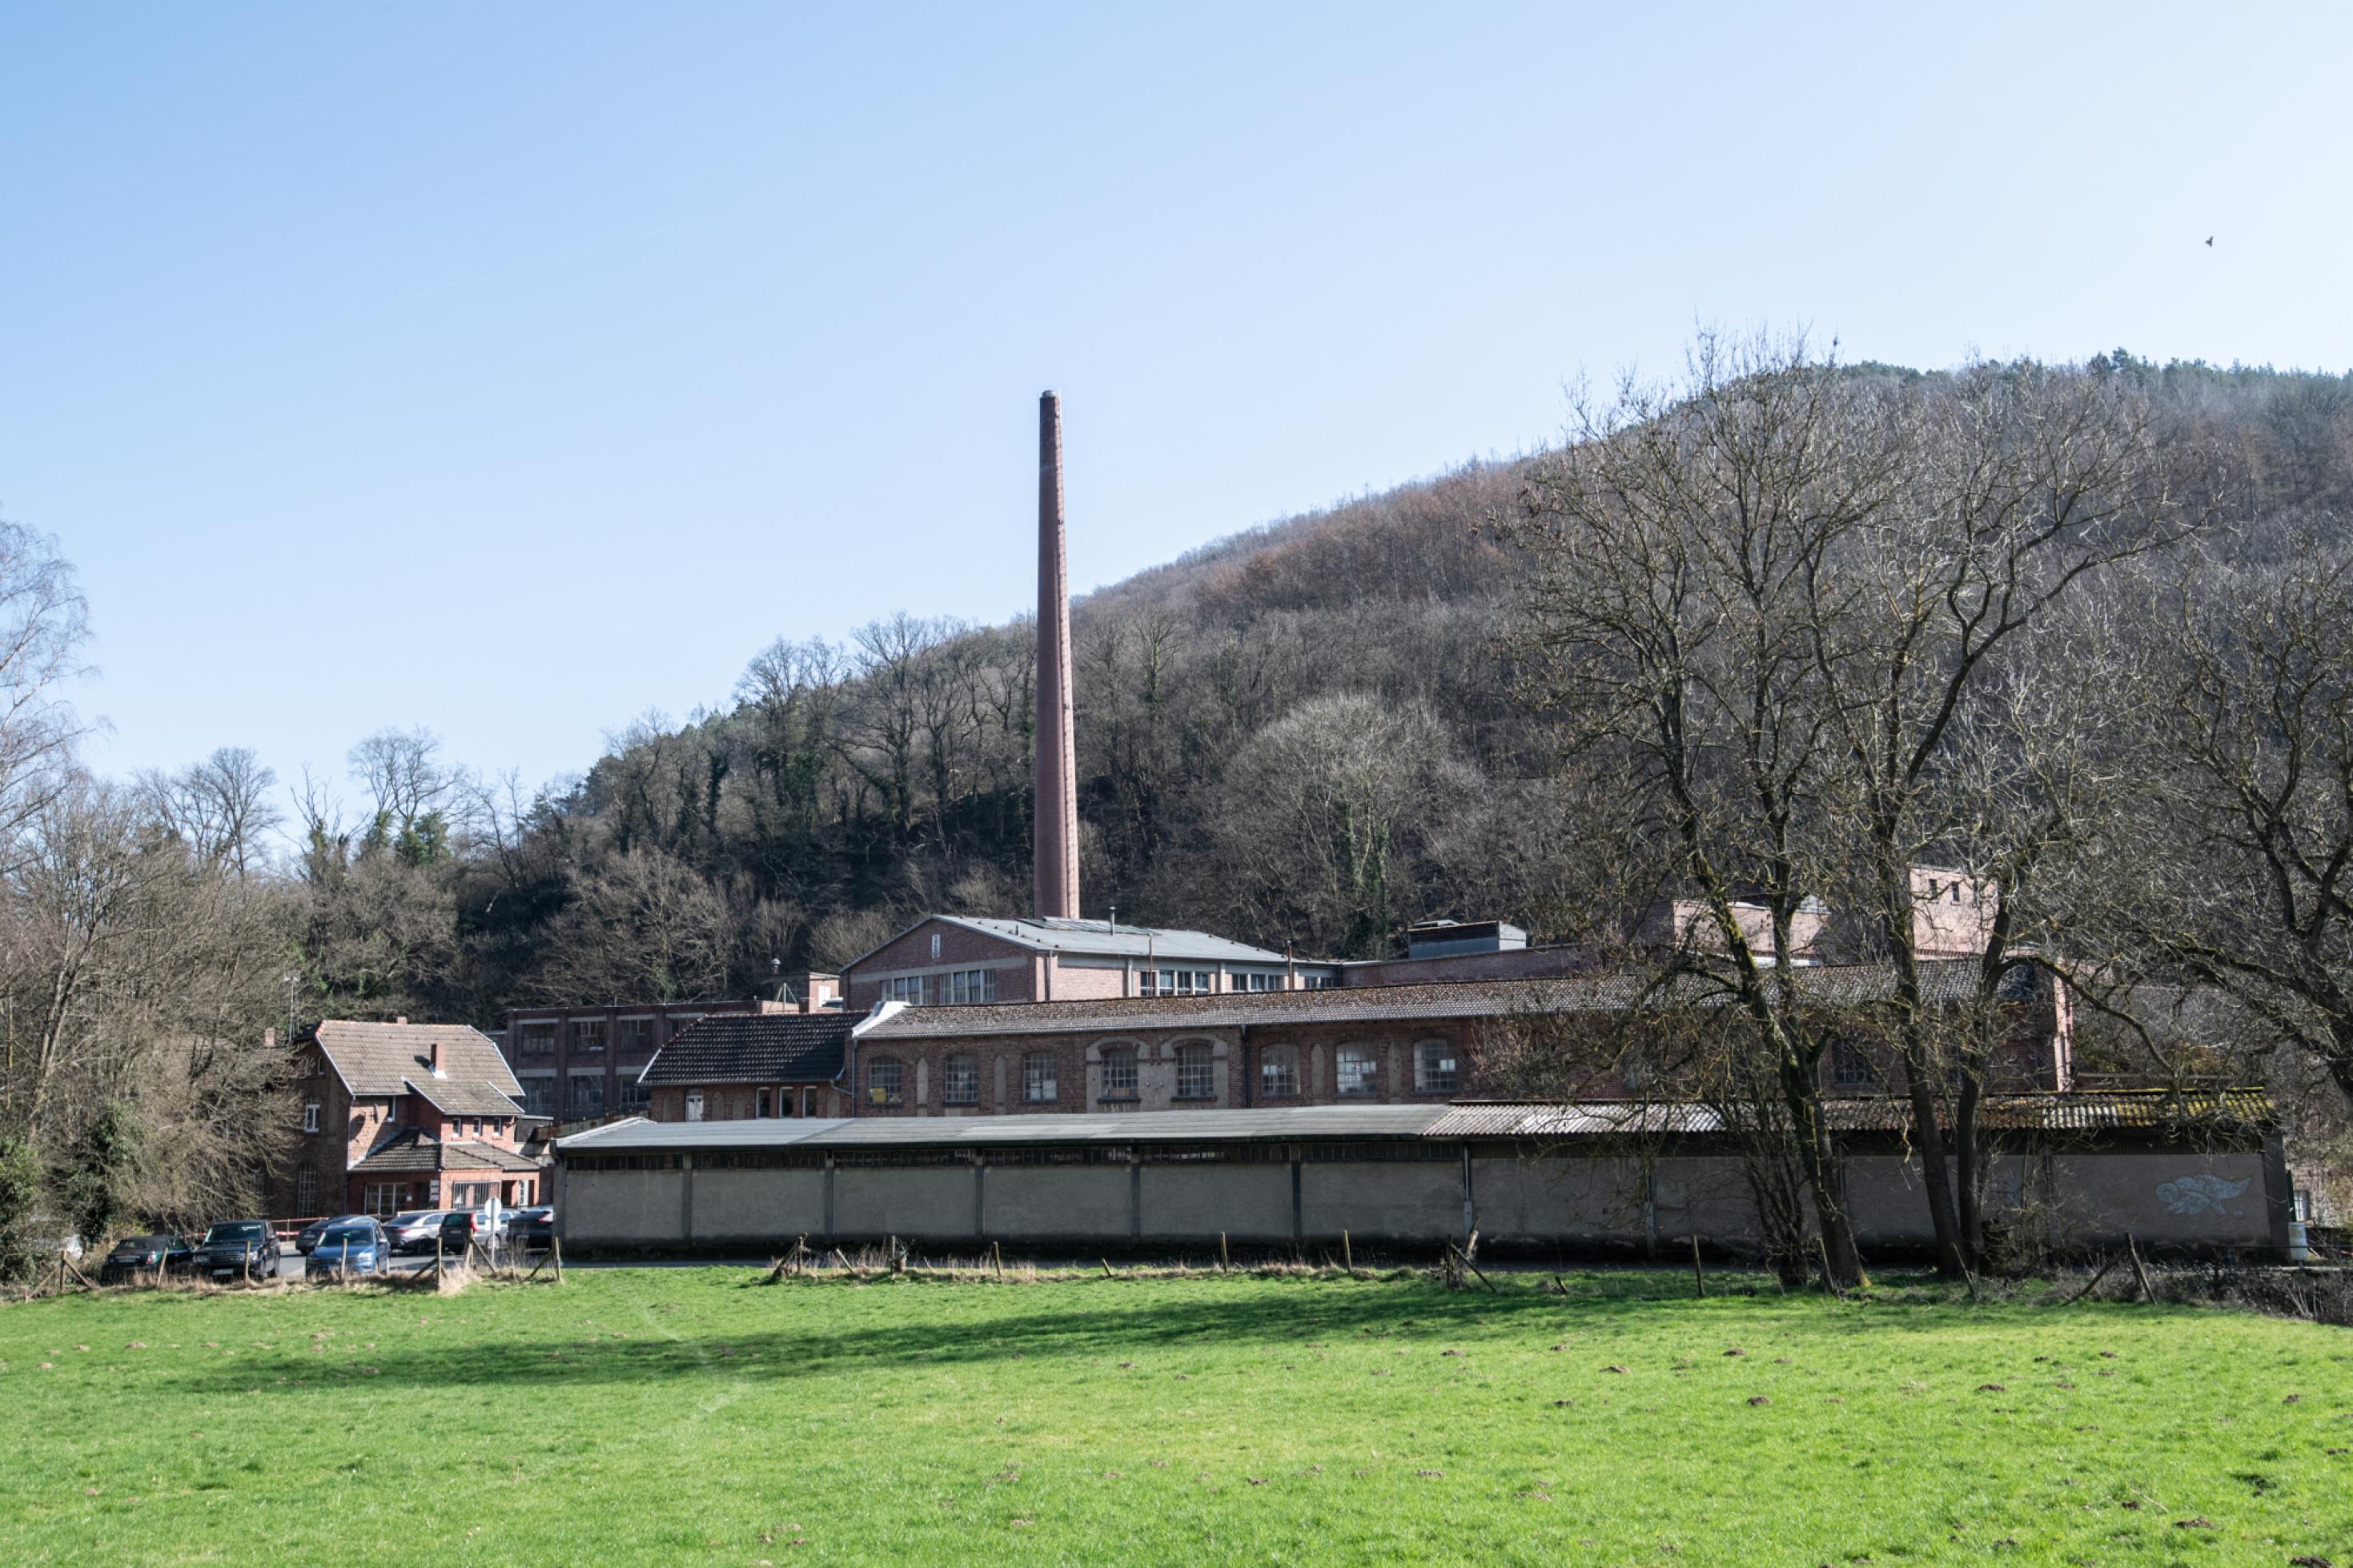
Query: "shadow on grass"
159 1268 2063 1398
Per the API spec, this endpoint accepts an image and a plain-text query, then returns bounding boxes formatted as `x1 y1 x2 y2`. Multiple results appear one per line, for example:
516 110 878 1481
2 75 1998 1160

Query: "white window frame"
948 968 997 1005
868 1058 904 1105
301 1098 320 1133
573 1019 607 1053
1337 1047 1378 1097
1414 1041 1457 1095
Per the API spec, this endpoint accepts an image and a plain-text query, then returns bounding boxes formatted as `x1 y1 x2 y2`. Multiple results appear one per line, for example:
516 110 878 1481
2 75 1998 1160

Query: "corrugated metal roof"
852 914 1298 968
858 960 2034 1042
556 1104 1448 1153
556 1089 2270 1157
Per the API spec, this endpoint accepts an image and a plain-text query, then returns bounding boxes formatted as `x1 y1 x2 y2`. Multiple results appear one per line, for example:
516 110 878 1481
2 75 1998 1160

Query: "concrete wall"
831 1167 978 1240
1139 1163 1293 1242
688 1170 826 1244
986 1166 1132 1240
557 1140 2288 1256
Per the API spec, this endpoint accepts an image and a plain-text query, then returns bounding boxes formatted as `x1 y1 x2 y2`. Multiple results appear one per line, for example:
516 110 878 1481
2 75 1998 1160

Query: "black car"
508 1209 554 1250
436 1209 488 1256
188 1220 279 1283
96 1233 192 1284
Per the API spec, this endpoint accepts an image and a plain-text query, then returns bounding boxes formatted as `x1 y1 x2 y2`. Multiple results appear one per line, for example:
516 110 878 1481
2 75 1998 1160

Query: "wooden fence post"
1342 1230 1353 1274
2126 1234 2153 1303
1690 1235 1705 1299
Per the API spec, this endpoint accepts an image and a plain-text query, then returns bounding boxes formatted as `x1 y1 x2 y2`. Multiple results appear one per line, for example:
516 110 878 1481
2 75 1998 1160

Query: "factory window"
617 1017 655 1053
867 1058 904 1105
1174 1042 1215 1101
296 1169 317 1213
1100 1047 1138 1101
570 1075 604 1120
1299 974 1337 990
1337 1047 1379 1097
1259 1045 1300 1097
1243 972 1281 992
1023 1052 1058 1103
947 969 997 1005
880 976 929 1005
1830 1040 1877 1087
574 1019 606 1054
756 1088 773 1118
520 1077 556 1118
1140 968 1212 997
518 1021 556 1055
619 1077 650 1112
301 1098 320 1133
1413 1041 1457 1095
944 1053 979 1105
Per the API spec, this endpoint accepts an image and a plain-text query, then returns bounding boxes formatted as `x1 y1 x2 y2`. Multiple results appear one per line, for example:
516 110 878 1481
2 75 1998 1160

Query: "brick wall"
842 920 1038 1010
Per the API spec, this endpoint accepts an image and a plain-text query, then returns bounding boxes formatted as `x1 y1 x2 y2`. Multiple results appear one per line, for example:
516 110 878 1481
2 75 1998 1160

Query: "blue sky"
2 2 2346 819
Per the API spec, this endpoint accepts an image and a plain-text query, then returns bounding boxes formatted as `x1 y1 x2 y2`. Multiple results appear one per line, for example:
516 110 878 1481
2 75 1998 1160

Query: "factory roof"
855 959 2043 1041
553 1088 2263 1157
636 1013 853 1087
850 914 1297 970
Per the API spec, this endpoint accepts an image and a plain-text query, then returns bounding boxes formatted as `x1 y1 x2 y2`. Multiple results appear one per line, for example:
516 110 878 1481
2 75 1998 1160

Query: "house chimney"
428 1041 444 1077
1033 391 1081 920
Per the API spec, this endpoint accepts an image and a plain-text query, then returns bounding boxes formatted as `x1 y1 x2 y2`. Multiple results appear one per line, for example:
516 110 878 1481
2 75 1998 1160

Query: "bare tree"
138 746 283 878
0 522 92 862
347 727 448 842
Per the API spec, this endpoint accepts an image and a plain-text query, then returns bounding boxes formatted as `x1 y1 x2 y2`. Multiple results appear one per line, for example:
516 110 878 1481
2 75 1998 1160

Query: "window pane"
869 1059 903 1103
1175 1045 1214 1099
945 1055 978 1103
1101 1049 1137 1098
1260 1049 1299 1097
1337 1049 1377 1096
1415 1043 1457 1094
1023 1052 1057 1101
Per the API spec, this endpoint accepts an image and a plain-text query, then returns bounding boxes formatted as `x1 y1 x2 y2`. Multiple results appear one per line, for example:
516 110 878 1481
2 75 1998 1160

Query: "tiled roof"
349 1129 545 1175
637 1013 854 1087
312 1022 524 1117
856 960 2044 1041
852 914 1296 970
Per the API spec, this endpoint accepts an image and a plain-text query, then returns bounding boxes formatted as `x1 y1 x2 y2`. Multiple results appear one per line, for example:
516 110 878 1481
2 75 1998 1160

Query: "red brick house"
636 1009 859 1123
840 916 1325 1012
276 1021 545 1219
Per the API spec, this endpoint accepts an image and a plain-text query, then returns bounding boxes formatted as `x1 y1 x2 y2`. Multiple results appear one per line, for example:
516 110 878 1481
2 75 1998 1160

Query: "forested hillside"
282 349 2353 1029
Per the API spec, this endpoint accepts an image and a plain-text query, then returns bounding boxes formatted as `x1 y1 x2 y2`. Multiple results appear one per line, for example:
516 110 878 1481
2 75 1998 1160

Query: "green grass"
2 1268 2348 1566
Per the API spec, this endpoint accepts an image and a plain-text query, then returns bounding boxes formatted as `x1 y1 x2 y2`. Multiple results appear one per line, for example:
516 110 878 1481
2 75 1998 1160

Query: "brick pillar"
1033 391 1081 920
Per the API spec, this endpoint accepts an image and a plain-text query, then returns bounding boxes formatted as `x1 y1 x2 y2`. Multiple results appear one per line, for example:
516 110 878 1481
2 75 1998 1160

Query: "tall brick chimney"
1033 391 1080 920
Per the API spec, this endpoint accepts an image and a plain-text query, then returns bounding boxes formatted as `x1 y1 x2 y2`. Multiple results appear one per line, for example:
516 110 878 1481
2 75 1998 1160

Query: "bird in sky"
2206 236 2214 247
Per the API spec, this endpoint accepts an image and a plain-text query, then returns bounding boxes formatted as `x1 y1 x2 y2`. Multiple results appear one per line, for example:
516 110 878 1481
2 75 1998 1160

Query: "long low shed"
551 1094 2291 1260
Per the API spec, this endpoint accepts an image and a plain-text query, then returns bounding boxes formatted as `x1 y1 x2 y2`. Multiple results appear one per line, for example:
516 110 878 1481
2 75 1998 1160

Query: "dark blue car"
304 1220 391 1281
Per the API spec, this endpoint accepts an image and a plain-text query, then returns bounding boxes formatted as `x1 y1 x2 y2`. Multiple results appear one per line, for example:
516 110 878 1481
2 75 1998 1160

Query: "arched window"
867 1057 904 1105
943 1053 979 1105
1022 1051 1058 1102
1413 1041 1457 1095
1336 1046 1378 1097
1174 1041 1215 1100
1099 1045 1138 1101
1259 1044 1300 1098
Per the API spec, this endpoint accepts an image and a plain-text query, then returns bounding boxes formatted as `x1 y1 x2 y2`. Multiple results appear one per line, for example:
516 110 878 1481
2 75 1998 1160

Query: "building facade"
492 986 839 1128
273 1020 544 1220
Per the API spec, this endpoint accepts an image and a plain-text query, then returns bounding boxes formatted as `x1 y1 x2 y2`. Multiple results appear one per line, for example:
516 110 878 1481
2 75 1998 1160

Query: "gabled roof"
849 914 1296 971
311 1021 524 1115
637 1013 854 1087
347 1128 545 1175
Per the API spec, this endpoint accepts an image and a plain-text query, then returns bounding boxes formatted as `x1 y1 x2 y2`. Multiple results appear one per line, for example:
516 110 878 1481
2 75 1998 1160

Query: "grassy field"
2 1266 2348 1566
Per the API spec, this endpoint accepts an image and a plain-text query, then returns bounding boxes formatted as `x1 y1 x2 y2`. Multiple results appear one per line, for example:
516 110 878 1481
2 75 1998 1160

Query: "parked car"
305 1220 391 1281
189 1220 279 1283
96 1233 192 1284
508 1209 555 1250
295 1213 371 1254
497 1205 552 1237
436 1209 490 1255
381 1211 448 1253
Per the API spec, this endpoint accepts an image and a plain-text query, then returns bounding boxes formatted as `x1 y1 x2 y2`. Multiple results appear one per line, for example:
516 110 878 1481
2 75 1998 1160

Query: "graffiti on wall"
2156 1174 2250 1216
